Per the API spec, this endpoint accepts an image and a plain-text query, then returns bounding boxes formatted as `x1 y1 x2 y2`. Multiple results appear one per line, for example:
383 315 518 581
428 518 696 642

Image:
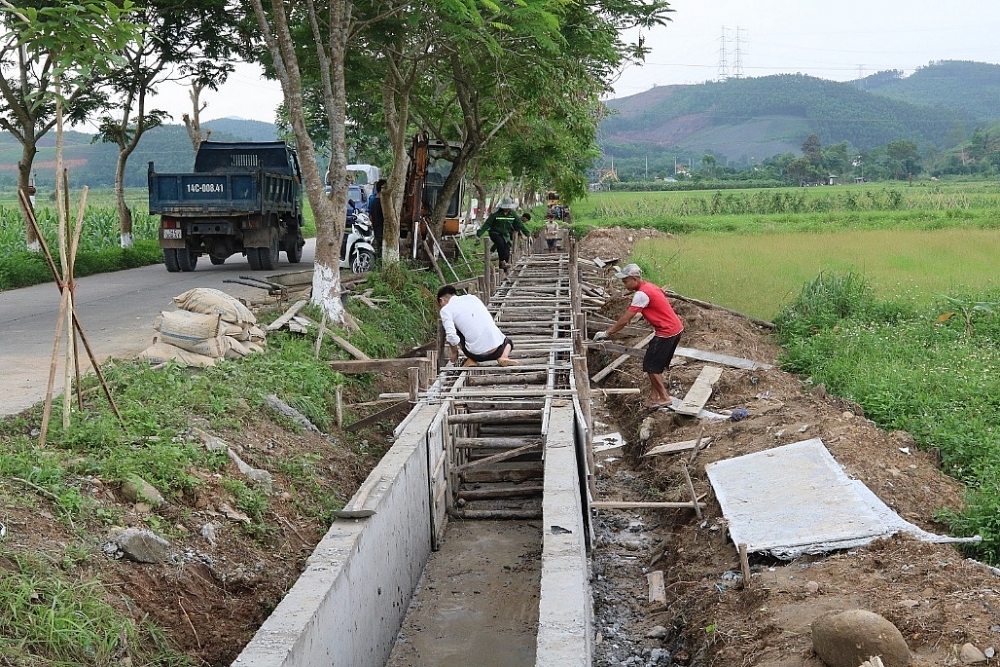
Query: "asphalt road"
0 240 316 417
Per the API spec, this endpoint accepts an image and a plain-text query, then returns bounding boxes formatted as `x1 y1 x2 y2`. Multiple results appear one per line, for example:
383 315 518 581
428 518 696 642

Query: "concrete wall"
535 402 593 666
232 401 442 667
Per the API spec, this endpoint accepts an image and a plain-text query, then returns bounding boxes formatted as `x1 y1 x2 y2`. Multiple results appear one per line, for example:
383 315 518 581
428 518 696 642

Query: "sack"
184 335 252 360
154 310 223 348
173 288 256 325
137 341 217 368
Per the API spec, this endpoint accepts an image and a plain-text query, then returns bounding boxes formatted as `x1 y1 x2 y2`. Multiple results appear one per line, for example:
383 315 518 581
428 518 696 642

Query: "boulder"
811 609 910 667
113 528 170 564
120 476 165 507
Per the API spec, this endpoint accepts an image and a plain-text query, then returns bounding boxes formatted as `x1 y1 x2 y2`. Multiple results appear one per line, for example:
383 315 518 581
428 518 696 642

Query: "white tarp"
705 438 979 559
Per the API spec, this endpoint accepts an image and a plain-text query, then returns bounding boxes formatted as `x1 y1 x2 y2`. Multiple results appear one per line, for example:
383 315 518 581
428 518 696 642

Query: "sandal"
462 358 479 367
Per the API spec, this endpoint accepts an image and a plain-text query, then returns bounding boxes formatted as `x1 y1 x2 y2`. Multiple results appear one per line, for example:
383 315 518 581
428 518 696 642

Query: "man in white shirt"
437 285 518 367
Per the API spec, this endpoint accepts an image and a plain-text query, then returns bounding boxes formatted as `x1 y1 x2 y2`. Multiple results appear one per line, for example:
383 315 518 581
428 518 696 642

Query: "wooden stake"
738 543 752 588
335 385 343 429
314 311 327 358
681 464 702 519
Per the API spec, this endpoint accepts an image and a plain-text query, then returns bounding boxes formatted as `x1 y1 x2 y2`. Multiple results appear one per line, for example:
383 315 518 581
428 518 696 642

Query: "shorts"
643 332 682 374
461 335 514 363
546 238 557 249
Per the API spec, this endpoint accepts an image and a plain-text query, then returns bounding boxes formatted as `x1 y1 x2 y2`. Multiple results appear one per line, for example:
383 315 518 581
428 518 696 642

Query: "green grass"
774 274 1000 561
628 228 1000 321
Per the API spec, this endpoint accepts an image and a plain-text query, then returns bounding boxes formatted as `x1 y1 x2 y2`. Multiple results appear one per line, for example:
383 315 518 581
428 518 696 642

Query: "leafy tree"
802 133 822 167
94 0 244 247
886 139 921 179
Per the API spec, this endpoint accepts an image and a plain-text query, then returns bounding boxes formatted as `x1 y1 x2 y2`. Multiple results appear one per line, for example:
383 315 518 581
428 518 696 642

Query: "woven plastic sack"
154 310 222 349
137 341 217 368
173 288 256 325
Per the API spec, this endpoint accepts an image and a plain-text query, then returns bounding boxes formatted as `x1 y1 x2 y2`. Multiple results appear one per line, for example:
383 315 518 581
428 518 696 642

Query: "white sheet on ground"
705 438 979 559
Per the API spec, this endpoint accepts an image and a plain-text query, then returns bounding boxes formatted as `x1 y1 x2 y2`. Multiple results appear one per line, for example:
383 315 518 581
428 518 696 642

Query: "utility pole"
733 27 745 79
645 155 648 181
718 26 729 81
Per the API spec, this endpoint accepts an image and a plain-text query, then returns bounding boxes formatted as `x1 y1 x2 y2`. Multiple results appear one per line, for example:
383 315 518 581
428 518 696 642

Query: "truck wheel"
177 245 198 272
285 236 303 263
163 248 181 272
351 248 376 274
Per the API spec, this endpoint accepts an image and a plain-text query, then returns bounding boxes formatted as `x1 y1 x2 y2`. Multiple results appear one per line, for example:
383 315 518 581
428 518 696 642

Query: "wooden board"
643 437 713 457
647 571 666 604
674 365 723 416
329 357 429 373
675 346 772 370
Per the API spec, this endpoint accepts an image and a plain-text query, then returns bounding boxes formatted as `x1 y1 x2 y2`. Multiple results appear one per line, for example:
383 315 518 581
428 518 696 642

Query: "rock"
112 528 170 563
648 648 670 664
899 599 920 608
120 476 165 508
804 581 820 594
201 522 222 545
646 625 668 639
811 609 910 667
960 643 987 663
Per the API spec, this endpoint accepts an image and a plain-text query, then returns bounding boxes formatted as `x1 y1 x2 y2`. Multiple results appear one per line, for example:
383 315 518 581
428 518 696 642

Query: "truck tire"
163 247 198 272
351 248 376 274
249 234 279 271
285 236 303 264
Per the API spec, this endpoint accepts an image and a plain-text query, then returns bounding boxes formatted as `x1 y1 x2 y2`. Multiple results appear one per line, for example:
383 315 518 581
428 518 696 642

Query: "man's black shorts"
643 332 682 374
462 335 514 363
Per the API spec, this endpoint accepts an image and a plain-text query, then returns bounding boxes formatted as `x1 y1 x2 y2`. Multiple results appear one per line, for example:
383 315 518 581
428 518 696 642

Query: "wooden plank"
328 357 428 373
589 501 704 510
643 437 713 457
591 333 655 383
674 365 724 416
457 485 544 501
345 400 410 432
647 571 666 604
461 461 544 483
447 409 542 424
456 443 540 473
675 346 772 371
266 299 308 331
326 331 370 360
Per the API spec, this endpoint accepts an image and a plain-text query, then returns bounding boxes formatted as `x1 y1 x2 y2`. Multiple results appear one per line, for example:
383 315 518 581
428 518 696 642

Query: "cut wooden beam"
267 299 308 331
447 409 542 424
674 365 723 416
591 333 655 383
589 500 704 510
643 437 713 457
448 508 542 520
326 331 370 360
329 357 428 373
457 485 544 501
461 461 544 483
454 436 542 449
456 443 540 473
345 400 410 432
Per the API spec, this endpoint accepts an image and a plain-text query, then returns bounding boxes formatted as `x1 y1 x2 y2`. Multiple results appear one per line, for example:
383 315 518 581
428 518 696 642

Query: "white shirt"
440 294 505 355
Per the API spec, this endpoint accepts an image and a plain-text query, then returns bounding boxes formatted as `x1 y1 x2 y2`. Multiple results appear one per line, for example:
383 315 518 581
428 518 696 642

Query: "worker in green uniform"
477 197 530 271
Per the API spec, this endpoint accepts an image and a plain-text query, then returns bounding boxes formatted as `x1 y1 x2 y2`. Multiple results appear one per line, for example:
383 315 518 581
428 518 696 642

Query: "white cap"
615 263 642 279
498 197 515 209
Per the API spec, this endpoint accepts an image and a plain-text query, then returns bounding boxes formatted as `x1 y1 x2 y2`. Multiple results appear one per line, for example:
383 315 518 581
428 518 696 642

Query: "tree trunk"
115 151 133 248
18 143 40 252
380 71 411 265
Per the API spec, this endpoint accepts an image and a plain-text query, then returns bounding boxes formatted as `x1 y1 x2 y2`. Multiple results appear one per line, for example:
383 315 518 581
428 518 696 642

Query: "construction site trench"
6 228 1000 667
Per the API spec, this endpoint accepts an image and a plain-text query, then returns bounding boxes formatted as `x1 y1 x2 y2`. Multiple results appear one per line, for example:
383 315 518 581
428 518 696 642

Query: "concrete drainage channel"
234 249 596 667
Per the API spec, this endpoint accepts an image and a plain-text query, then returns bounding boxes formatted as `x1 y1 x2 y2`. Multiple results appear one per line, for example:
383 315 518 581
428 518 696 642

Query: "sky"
146 0 1000 124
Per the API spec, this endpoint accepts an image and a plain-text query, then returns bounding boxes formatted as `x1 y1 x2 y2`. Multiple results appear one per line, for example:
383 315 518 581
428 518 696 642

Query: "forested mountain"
600 66 993 165
0 119 279 192
860 61 1000 123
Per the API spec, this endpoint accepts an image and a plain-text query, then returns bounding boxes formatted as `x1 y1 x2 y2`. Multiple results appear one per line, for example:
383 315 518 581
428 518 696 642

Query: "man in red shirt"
594 264 684 409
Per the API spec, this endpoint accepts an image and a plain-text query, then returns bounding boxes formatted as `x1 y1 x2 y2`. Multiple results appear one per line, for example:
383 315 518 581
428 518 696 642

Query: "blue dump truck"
149 141 306 272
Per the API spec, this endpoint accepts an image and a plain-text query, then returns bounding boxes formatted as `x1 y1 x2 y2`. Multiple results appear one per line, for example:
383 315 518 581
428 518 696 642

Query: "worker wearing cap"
477 197 529 271
594 264 683 409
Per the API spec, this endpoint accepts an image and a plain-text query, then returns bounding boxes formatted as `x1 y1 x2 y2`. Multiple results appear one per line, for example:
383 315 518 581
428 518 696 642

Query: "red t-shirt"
627 281 684 338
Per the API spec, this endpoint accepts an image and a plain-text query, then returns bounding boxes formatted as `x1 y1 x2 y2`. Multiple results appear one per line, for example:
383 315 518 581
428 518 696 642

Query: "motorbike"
340 209 378 274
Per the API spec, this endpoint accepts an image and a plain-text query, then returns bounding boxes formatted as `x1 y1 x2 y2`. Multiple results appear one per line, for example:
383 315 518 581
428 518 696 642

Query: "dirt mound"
585 226 996 666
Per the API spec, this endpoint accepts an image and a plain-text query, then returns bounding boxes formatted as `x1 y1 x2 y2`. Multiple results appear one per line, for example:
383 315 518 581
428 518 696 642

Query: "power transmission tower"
717 26 729 81
856 64 866 89
733 27 745 79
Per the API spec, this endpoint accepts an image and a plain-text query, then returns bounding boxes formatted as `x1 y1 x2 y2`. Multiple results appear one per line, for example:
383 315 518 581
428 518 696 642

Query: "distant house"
823 174 839 185
854 177 866 184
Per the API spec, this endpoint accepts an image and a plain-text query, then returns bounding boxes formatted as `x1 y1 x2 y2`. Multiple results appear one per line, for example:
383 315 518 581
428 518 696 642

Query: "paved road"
0 241 316 417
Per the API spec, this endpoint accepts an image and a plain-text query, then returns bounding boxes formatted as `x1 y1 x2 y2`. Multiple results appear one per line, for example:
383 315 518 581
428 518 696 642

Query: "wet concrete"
386 520 542 667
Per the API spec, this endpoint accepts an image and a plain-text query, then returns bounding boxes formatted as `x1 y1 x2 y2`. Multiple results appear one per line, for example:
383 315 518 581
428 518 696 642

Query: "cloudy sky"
148 0 1000 124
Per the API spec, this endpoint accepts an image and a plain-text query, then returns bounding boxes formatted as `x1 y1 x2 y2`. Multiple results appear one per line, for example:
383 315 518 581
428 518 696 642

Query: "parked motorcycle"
340 210 377 274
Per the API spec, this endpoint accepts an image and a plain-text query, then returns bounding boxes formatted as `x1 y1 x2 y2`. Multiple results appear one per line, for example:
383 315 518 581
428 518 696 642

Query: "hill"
861 60 1000 123
0 118 279 191
600 68 989 163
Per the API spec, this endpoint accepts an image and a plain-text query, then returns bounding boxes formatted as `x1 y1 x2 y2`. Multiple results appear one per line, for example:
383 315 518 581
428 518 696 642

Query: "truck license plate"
163 228 182 239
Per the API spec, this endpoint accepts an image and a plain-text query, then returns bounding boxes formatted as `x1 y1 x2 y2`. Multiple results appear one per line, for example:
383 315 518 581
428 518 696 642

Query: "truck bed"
148 170 298 216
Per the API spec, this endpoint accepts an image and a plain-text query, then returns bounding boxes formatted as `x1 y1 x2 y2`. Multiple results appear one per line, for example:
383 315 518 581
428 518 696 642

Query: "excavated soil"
2 226 996 667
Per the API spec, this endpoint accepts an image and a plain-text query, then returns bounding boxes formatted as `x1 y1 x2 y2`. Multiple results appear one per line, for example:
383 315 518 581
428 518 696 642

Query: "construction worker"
477 197 529 271
437 285 518 367
594 264 683 409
